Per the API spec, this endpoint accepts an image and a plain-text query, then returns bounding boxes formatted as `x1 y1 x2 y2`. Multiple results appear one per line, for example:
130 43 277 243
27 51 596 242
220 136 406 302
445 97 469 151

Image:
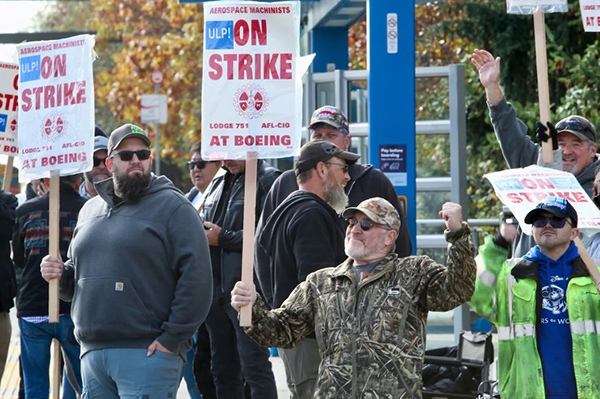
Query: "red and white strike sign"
151 70 164 85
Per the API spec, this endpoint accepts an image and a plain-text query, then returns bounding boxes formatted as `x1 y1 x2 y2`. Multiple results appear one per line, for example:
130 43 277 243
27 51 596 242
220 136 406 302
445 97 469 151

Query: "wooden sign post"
2 157 13 191
532 7 600 293
240 153 258 327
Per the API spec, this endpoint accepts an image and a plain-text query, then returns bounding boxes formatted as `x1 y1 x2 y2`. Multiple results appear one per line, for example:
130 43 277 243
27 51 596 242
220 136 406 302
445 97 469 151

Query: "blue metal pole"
367 0 415 252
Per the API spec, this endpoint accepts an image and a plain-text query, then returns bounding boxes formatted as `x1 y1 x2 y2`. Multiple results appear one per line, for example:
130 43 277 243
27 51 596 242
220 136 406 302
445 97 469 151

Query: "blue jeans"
81 347 184 398
19 316 82 399
183 332 203 399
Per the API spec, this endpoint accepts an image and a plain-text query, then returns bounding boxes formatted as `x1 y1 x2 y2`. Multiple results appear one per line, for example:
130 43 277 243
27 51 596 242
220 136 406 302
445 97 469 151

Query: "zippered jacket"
201 160 280 295
469 236 600 398
246 223 475 398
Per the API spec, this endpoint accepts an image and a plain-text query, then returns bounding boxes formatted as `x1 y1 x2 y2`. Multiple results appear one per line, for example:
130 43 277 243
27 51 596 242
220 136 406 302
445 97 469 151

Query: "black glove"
536 121 558 150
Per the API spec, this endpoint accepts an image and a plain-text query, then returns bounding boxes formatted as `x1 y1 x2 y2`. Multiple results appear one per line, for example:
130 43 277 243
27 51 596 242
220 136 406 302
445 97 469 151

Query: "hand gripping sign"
485 165 600 293
202 1 304 326
17 35 96 330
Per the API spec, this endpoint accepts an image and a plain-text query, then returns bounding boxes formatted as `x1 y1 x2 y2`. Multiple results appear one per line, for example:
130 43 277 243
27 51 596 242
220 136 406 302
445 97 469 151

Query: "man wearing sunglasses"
256 140 359 398
473 49 600 257
79 127 112 199
232 197 476 398
470 196 600 398
185 141 223 208
40 124 212 398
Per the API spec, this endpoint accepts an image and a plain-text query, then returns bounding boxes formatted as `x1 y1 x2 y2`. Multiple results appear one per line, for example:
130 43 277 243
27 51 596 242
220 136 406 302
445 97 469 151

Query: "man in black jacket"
255 105 412 306
13 174 86 398
0 189 17 380
201 158 280 399
257 140 359 398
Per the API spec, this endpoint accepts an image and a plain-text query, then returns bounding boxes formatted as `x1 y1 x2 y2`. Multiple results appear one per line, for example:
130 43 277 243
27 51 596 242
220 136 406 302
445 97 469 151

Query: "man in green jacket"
470 196 600 398
232 197 476 398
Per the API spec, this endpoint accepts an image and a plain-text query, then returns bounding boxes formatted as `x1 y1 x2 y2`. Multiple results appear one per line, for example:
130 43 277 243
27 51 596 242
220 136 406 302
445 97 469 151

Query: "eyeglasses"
532 216 571 229
93 157 107 167
111 149 151 161
346 217 390 231
556 119 591 135
324 162 349 173
187 160 209 170
594 193 600 208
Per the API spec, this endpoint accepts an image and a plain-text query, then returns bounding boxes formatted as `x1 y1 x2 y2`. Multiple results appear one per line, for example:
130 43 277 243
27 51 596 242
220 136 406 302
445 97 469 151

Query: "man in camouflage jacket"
232 197 476 398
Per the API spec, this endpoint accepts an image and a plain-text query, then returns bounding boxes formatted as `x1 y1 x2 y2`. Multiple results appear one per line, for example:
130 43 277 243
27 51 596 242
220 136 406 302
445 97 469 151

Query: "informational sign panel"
141 94 168 124
579 0 600 32
0 62 19 156
201 1 301 160
485 165 600 236
379 144 406 186
386 13 398 54
507 0 567 14
17 34 95 180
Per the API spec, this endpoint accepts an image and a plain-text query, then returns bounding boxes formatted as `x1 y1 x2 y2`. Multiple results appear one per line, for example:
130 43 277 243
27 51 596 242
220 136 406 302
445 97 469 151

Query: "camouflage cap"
342 197 400 233
308 106 350 135
107 124 151 157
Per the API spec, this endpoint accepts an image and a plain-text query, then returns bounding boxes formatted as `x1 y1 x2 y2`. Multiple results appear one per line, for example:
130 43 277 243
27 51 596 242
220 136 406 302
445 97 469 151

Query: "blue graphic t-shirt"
524 243 578 399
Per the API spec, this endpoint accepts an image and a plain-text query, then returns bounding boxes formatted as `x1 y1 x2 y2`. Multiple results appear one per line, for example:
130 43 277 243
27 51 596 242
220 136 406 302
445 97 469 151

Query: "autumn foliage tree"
38 0 205 189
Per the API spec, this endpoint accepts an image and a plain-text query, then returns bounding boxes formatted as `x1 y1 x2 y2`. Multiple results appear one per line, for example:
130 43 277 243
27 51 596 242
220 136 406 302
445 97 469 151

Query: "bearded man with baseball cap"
233 198 475 398
40 124 212 398
470 196 600 398
257 140 358 398
255 106 413 331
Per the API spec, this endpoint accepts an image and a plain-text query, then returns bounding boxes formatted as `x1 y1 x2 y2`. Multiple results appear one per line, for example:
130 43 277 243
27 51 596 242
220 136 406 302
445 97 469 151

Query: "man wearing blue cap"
470 196 600 398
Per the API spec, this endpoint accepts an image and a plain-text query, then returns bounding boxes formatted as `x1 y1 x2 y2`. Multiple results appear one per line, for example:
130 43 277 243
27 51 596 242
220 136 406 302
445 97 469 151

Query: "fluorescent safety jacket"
469 237 600 398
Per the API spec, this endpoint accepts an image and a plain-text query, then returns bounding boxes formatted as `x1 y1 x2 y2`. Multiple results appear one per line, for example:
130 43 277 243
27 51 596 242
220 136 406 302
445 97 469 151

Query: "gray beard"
114 173 151 202
324 184 348 214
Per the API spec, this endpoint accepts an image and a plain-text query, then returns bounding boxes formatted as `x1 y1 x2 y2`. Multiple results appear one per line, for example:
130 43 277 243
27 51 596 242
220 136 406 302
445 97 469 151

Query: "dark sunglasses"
111 149 151 161
324 161 349 173
93 157 107 167
556 119 590 135
346 217 390 231
594 194 600 208
532 216 571 229
187 160 209 170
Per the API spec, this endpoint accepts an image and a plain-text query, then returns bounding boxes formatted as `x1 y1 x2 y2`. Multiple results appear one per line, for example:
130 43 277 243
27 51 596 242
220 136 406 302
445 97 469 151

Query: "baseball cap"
342 197 400 233
294 140 360 176
94 136 108 153
524 196 578 227
107 124 151 157
555 115 597 143
308 106 350 135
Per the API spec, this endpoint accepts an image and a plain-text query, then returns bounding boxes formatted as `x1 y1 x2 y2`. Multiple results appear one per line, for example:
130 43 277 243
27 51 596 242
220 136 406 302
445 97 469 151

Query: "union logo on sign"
233 84 269 119
41 111 68 142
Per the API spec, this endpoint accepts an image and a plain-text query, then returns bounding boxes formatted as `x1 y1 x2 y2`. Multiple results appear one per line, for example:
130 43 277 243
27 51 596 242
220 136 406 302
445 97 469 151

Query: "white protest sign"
17 34 95 180
579 0 600 32
507 0 567 14
201 1 301 160
141 94 167 124
485 165 600 236
0 62 19 156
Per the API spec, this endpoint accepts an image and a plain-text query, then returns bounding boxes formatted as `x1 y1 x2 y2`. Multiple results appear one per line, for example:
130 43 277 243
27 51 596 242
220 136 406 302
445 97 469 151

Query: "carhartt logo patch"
387 286 401 296
115 282 124 292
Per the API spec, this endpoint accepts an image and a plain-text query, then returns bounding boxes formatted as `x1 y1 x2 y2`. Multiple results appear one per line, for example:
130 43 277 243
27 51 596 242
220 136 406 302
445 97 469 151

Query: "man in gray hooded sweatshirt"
41 124 212 398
